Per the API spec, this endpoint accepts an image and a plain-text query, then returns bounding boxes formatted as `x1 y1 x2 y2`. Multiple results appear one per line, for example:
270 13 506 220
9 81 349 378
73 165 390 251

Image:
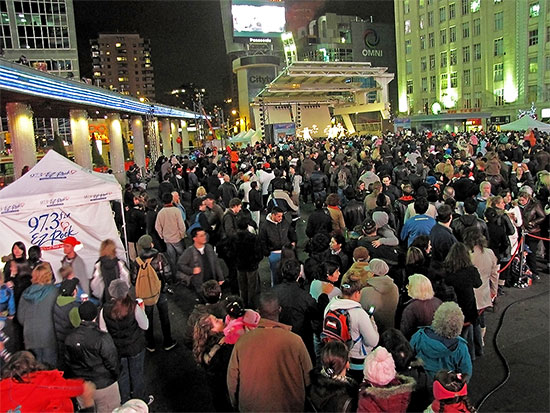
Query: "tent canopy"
500 116 550 132
0 150 122 215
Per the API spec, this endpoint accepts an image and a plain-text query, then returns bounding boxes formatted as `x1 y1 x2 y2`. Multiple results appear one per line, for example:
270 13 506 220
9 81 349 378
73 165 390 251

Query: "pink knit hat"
363 347 396 386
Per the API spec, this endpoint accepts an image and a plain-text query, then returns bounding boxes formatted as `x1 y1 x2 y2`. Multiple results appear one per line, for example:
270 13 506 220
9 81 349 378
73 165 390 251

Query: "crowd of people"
0 127 549 412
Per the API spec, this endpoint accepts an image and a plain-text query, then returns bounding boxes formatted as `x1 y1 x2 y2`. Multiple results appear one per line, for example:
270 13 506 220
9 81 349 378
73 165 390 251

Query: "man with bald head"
227 293 313 412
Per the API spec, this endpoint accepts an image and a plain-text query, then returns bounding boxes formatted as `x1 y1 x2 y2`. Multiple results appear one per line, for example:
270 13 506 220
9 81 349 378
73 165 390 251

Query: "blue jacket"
0 285 15 321
410 327 472 380
401 214 436 246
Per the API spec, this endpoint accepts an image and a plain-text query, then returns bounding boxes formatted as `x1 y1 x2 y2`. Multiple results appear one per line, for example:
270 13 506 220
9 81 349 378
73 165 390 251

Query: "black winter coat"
308 368 358 413
310 171 329 193
306 208 333 238
233 230 264 272
103 302 145 357
65 321 119 389
259 216 297 256
445 266 482 324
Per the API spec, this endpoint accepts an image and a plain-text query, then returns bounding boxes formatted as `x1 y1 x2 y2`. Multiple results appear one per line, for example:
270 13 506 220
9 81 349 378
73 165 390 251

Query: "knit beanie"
364 347 396 386
78 301 98 322
137 234 153 252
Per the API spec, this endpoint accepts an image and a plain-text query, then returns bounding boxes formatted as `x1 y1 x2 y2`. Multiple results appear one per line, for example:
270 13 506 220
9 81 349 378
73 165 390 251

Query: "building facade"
90 33 155 100
394 0 550 131
0 0 79 77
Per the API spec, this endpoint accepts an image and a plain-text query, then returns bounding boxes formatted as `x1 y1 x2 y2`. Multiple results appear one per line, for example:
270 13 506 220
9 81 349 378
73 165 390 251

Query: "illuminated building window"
449 3 456 19
449 26 456 42
474 92 482 108
529 3 540 18
405 20 411 34
494 12 503 31
450 49 457 66
473 43 481 60
473 67 481 85
404 0 410 14
422 77 428 92
462 22 470 39
493 63 503 81
462 0 469 15
428 32 434 47
429 54 436 70
439 6 446 22
470 0 480 13
440 51 447 67
419 15 425 29
419 0 425 8
441 73 448 89
528 29 538 46
463 46 470 63
421 56 427 71
406 79 414 94
473 18 481 36
440 29 447 45
529 57 538 73
430 75 436 91
405 39 412 54
428 11 434 26
406 60 413 74
493 38 503 56
450 72 458 88
464 69 471 86
463 93 471 109
494 0 502 3
420 35 426 49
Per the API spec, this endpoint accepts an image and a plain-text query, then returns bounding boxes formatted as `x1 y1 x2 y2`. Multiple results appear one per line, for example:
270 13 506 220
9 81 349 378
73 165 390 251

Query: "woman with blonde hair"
196 185 207 198
399 274 442 339
90 239 130 304
17 263 58 366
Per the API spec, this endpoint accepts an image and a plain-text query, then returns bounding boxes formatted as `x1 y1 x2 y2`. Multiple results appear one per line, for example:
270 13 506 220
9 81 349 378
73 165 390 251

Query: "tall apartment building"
90 33 155 100
394 0 550 131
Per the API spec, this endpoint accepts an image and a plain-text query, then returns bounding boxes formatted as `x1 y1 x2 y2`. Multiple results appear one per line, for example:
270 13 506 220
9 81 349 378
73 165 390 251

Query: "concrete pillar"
107 113 125 185
131 116 146 171
160 118 171 157
181 120 189 153
69 109 92 170
171 120 181 155
6 102 37 179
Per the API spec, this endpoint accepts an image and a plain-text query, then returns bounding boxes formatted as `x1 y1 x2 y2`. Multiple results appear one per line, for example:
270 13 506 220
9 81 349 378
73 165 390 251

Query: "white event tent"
500 116 550 132
0 150 126 282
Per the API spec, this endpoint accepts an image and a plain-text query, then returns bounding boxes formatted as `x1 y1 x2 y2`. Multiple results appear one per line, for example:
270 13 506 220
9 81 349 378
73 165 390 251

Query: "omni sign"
362 28 383 57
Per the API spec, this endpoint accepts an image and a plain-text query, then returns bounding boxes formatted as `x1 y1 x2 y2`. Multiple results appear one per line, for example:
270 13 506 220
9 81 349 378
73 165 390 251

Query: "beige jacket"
155 205 186 243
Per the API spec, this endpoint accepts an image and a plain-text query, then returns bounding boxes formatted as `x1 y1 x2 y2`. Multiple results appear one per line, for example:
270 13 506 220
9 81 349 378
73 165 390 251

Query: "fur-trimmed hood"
358 374 416 412
359 374 416 398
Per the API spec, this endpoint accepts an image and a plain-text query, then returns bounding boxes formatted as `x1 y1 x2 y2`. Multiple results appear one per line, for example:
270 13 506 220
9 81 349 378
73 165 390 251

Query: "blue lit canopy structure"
0 59 200 119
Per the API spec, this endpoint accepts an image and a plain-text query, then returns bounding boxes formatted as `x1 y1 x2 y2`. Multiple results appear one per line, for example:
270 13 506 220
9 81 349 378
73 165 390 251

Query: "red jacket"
358 375 415 413
0 370 84 412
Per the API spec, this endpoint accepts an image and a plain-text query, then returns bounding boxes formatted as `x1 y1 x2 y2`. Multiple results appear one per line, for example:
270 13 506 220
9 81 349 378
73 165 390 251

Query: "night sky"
74 0 393 106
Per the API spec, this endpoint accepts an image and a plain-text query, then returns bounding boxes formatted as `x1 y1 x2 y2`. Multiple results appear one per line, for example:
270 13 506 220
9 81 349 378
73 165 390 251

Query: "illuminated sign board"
232 0 286 38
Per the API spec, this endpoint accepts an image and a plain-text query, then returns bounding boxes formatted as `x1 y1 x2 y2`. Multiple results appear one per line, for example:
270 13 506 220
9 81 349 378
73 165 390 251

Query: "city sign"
361 28 383 57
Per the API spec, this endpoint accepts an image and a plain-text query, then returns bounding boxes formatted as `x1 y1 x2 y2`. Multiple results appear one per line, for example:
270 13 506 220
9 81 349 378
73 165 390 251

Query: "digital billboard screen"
232 0 286 38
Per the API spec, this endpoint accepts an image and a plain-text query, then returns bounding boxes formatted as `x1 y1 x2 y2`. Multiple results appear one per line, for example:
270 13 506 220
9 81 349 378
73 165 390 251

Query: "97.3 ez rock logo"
27 211 78 249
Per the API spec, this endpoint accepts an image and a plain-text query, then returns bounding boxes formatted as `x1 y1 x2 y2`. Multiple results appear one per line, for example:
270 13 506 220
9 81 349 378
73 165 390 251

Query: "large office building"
0 0 80 140
394 0 550 131
90 33 155 100
0 0 79 77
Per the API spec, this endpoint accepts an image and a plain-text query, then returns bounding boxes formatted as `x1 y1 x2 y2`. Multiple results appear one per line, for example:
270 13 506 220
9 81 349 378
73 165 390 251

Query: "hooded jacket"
325 297 379 361
410 327 472 379
53 295 80 347
17 284 58 350
0 370 85 413
357 375 415 413
360 276 399 334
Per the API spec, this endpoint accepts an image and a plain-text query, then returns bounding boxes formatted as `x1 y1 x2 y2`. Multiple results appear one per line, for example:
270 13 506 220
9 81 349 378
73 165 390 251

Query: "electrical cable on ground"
476 289 550 411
